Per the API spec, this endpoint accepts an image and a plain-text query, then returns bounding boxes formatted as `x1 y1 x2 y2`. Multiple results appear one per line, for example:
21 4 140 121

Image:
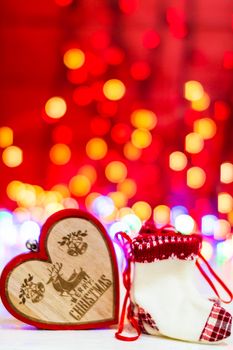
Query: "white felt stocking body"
132 259 213 342
117 225 232 343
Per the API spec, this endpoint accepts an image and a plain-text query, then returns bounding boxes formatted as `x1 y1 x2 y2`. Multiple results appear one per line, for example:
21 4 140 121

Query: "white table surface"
1 303 233 350
0 319 233 350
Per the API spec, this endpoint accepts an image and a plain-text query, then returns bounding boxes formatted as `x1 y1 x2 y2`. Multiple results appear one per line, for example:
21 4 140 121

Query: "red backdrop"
0 0 232 229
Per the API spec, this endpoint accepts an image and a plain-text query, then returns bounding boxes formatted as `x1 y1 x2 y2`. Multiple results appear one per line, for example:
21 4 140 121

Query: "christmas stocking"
115 223 232 343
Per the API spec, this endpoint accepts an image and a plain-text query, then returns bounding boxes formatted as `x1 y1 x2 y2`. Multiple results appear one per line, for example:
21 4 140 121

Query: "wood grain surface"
1 209 119 329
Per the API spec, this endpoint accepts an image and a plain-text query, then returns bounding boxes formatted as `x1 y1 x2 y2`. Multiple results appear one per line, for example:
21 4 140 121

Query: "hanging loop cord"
114 232 141 341
196 252 232 304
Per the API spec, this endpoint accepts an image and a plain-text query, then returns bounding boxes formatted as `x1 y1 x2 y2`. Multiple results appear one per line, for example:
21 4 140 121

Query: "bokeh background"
0 0 232 285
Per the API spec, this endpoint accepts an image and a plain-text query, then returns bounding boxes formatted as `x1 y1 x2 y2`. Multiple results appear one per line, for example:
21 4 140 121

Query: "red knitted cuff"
131 231 202 263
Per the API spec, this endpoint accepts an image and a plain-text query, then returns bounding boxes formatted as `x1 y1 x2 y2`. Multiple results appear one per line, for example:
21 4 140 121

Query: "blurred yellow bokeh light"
191 92 210 111
218 192 233 214
0 126 13 148
69 175 91 196
131 128 152 149
184 80 204 101
220 162 233 184
187 167 206 189
45 97 67 119
169 151 187 171
153 205 170 225
7 180 24 201
108 191 127 208
79 165 97 185
214 219 231 240
117 178 137 198
103 79 126 101
132 201 152 221
123 141 142 160
105 161 127 183
49 143 71 165
86 137 108 160
185 132 204 154
51 184 70 198
2 146 23 167
194 118 217 140
63 48 85 70
131 109 157 130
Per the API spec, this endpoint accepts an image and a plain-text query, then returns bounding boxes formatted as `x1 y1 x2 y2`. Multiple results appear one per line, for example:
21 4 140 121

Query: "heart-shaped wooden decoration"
0 209 119 329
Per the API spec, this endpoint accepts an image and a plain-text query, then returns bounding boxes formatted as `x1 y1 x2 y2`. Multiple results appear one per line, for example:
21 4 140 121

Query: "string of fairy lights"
0 0 232 270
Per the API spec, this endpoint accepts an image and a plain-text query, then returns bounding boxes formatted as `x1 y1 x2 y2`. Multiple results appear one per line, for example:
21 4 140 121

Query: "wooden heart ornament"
0 209 119 329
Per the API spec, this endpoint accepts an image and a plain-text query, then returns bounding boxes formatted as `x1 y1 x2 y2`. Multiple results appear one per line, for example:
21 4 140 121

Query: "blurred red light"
90 30 110 50
85 52 107 76
104 47 125 65
184 109 201 127
140 138 163 162
52 125 73 144
97 101 118 116
90 117 111 136
67 66 88 84
95 7 114 26
111 123 131 144
166 7 187 39
142 30 160 49
55 0 72 6
119 0 138 14
130 61 151 80
223 51 233 69
141 164 160 184
214 101 231 121
190 50 208 67
73 86 93 106
91 81 105 101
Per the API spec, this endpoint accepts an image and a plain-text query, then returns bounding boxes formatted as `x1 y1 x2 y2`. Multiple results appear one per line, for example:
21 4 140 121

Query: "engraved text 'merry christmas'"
69 274 112 321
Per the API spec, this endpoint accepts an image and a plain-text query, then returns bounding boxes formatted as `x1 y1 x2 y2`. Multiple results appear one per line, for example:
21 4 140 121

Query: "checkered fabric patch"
200 303 232 342
130 303 159 334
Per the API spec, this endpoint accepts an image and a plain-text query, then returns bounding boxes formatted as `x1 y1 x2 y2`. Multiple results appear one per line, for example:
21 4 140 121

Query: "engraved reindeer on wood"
47 263 88 296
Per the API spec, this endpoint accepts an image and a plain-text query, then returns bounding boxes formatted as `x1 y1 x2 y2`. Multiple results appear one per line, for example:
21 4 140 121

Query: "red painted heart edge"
0 208 119 330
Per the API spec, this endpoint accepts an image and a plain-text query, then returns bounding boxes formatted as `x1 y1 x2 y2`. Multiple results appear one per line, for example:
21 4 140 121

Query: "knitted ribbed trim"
131 233 202 263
